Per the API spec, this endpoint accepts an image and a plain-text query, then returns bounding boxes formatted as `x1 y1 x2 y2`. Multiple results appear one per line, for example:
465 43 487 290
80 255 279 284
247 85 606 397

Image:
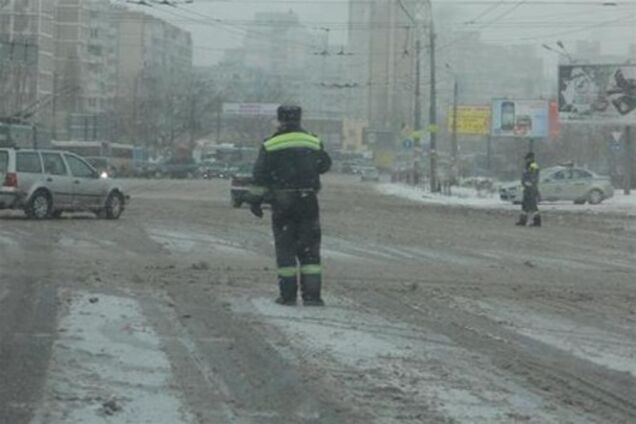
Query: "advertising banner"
559 64 636 123
549 100 560 137
222 103 279 116
447 105 491 135
491 99 549 138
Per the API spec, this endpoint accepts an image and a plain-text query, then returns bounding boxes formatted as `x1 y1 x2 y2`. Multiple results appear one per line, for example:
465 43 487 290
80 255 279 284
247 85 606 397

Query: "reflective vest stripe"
264 132 321 152
278 267 297 278
249 185 267 195
300 264 321 275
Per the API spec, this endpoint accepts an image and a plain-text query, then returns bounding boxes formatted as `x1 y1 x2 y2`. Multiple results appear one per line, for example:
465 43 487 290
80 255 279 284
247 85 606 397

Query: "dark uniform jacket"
252 126 331 195
522 161 540 195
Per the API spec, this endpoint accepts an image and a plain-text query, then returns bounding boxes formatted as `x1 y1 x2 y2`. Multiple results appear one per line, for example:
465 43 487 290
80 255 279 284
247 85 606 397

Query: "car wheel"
26 190 52 220
104 191 124 219
587 189 603 205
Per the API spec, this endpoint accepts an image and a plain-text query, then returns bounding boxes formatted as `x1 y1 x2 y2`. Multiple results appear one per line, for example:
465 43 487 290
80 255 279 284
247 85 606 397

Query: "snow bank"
377 183 636 216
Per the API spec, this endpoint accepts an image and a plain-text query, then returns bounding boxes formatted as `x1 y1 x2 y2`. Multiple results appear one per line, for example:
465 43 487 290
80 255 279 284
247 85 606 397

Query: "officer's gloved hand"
250 203 264 218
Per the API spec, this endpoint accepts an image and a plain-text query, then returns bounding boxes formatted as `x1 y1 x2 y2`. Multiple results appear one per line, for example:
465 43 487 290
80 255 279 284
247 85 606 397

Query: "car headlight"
100 171 109 179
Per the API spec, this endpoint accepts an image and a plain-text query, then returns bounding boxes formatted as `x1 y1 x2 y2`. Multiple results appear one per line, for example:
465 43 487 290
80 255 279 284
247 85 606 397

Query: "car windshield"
2 2 635 423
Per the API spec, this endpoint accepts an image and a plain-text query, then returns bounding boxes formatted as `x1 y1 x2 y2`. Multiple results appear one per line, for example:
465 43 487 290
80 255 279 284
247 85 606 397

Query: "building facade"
54 0 118 140
113 7 193 148
0 0 55 126
348 0 415 132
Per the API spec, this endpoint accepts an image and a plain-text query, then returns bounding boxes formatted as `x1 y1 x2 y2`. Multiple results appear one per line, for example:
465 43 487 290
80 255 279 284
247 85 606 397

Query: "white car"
360 167 380 182
499 166 614 205
0 148 129 219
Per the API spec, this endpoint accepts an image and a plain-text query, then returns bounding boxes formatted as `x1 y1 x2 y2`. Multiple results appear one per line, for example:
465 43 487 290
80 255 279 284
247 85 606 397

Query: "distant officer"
248 105 332 306
516 151 541 227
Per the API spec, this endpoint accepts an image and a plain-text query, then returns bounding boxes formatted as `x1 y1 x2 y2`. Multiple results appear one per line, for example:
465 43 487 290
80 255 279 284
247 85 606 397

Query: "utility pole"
413 39 422 185
428 23 438 192
625 126 633 195
451 77 458 168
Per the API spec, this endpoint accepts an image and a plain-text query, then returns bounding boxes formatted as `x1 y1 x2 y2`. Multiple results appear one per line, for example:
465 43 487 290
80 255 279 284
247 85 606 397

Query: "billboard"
491 99 549 138
559 64 636 123
447 105 491 135
222 103 279 116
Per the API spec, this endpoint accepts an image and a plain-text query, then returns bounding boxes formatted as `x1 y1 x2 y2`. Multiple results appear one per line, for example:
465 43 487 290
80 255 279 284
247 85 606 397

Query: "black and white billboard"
559 64 636 123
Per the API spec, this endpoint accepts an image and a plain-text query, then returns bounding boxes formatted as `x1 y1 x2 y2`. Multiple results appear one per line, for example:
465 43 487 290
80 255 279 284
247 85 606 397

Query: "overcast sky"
128 0 636 67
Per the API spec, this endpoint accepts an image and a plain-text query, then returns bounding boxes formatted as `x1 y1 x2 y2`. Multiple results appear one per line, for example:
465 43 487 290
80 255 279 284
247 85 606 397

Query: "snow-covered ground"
378 183 636 215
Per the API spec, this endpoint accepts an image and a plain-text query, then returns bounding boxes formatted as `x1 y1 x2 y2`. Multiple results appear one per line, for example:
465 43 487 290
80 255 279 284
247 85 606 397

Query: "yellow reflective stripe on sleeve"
264 132 321 152
529 162 539 170
249 185 266 195
300 264 322 275
278 267 298 278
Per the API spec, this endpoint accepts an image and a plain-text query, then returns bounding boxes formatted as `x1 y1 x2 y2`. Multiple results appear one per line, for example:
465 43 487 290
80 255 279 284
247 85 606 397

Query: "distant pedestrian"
247 105 332 306
516 151 541 227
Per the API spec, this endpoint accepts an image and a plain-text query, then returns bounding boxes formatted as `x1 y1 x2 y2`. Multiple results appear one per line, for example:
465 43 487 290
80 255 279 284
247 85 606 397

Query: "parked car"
201 162 237 179
230 164 253 208
155 158 199 179
499 165 614 205
0 147 129 219
360 167 380 182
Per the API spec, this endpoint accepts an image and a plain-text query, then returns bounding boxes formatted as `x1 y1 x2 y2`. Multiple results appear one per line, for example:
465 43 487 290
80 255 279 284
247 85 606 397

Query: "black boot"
515 214 527 226
276 276 298 306
530 214 542 227
301 273 325 307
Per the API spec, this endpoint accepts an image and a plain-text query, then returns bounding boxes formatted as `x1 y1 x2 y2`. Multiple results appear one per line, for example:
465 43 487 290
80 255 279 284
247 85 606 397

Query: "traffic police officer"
248 105 332 306
516 151 541 227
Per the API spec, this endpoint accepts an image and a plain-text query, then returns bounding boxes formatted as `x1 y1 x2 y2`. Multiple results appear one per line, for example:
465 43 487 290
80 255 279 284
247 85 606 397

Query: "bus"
50 140 137 177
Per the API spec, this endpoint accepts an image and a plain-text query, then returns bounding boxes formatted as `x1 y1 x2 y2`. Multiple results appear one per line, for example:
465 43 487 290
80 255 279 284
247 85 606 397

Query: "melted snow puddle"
232 296 593 424
32 292 193 424
148 228 251 256
455 297 636 377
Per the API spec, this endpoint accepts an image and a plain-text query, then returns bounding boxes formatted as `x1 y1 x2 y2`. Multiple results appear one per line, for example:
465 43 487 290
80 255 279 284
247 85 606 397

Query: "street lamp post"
428 20 438 192
399 0 437 191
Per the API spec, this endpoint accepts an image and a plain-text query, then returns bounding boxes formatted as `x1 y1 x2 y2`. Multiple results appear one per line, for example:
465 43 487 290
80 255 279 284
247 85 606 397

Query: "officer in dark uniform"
516 151 541 227
248 105 332 306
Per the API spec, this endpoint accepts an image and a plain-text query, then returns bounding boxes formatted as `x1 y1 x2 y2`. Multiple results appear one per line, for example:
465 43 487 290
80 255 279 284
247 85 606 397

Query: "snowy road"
1 175 635 423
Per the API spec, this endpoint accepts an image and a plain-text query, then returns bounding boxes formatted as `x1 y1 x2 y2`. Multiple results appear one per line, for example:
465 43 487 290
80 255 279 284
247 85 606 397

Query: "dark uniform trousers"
271 190 322 301
522 187 539 214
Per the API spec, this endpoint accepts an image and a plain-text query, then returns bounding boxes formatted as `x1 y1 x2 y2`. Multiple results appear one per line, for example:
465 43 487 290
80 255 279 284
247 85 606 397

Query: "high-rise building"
0 0 55 125
113 7 193 147
54 0 118 140
348 0 415 131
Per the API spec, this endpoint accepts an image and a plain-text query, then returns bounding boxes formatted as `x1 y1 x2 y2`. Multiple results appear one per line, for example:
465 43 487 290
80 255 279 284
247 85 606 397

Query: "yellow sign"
447 106 491 135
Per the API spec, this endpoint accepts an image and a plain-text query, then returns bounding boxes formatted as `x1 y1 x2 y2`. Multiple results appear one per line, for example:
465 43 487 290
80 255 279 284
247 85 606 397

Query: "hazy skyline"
130 0 636 67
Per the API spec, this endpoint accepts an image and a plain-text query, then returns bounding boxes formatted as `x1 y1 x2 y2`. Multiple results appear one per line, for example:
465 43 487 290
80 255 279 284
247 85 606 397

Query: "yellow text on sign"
447 106 491 135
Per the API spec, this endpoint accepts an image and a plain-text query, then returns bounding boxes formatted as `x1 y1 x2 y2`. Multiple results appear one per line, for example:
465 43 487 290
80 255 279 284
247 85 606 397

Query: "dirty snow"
148 228 252 257
454 297 636 378
378 183 636 215
32 292 194 424
239 295 593 424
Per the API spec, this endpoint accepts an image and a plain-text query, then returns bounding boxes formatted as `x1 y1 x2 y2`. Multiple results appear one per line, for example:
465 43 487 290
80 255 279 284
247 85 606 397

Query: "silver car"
360 167 381 182
0 148 129 219
499 166 614 205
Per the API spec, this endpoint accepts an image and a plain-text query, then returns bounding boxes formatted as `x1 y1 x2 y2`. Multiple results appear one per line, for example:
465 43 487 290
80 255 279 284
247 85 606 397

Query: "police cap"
277 105 302 124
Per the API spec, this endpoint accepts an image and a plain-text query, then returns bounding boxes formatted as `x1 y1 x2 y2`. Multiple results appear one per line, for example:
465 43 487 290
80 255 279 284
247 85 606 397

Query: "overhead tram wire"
169 3 325 51
463 0 506 24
